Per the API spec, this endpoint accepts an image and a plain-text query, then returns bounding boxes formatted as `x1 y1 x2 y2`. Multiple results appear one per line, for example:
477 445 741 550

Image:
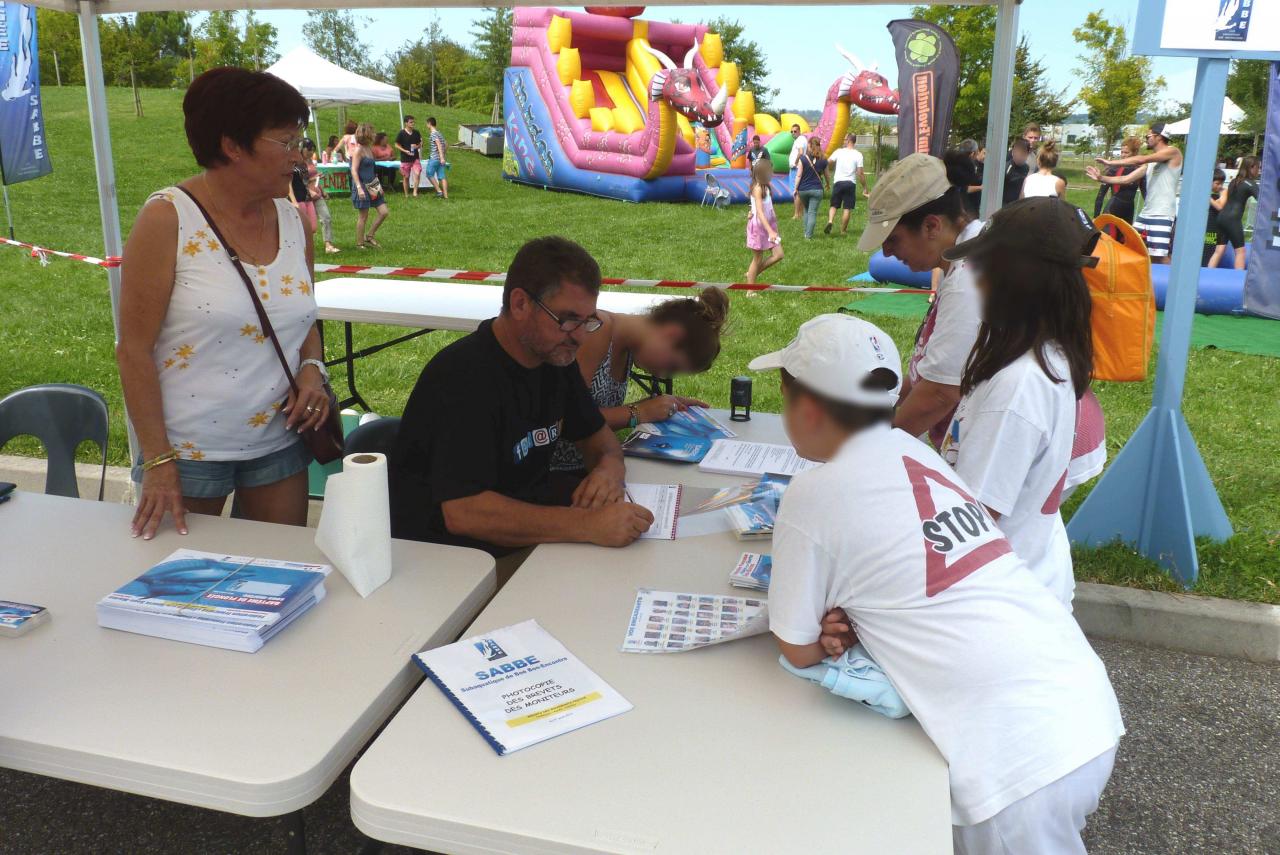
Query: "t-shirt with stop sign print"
769 424 1124 826
941 344 1077 607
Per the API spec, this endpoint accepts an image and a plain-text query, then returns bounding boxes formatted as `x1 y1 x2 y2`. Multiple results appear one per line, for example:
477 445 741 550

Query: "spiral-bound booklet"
413 619 632 756
625 483 682 540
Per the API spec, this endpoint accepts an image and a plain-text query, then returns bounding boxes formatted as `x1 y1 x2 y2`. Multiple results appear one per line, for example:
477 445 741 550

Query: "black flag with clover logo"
887 19 959 161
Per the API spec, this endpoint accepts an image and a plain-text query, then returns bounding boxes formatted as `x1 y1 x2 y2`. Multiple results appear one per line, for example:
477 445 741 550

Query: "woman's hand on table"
635 394 707 424
132 462 188 540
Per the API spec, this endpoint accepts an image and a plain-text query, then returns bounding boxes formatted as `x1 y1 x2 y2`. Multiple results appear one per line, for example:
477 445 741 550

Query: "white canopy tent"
1162 97 1245 135
264 45 404 144
43 0 1020 462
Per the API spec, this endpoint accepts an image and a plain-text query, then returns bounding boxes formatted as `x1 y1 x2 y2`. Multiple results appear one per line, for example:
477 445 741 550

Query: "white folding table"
350 412 953 854
0 492 496 852
314 277 676 411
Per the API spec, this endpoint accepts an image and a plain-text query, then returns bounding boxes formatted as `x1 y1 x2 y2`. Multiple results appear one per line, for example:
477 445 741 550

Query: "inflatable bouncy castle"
502 7 899 203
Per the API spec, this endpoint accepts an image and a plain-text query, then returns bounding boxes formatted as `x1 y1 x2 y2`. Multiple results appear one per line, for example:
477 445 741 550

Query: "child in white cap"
749 313 1124 855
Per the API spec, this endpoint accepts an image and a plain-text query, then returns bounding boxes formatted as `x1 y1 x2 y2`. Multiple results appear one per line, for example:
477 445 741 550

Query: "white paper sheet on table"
621 588 769 653
698 440 819 478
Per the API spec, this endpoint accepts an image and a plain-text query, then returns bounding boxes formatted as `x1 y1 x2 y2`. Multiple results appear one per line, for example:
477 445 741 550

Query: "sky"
251 1 1201 116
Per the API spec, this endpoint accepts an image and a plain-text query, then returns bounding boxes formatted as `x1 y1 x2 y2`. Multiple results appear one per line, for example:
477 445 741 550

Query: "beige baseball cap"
856 153 952 253
748 313 902 408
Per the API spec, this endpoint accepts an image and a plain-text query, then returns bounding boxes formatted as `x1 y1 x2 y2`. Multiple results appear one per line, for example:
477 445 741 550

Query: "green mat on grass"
844 293 1280 359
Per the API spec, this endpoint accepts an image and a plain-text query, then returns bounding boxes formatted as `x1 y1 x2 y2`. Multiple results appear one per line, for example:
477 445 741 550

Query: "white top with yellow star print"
148 187 317 462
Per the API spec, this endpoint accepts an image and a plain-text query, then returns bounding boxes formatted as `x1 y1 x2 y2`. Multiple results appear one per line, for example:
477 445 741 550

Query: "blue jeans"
799 188 824 238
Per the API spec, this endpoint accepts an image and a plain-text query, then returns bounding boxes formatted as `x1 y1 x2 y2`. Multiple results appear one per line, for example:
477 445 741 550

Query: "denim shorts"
133 441 313 499
425 159 446 181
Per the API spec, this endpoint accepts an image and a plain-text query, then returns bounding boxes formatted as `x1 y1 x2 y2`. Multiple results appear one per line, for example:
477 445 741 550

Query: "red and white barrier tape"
0 237 123 268
312 263 931 295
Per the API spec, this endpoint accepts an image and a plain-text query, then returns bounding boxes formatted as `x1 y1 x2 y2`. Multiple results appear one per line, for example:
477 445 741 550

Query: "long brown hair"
960 251 1093 398
1230 155 1260 196
647 286 731 372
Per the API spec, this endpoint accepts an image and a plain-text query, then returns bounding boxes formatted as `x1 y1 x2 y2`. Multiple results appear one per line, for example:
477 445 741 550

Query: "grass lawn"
2 86 1277 602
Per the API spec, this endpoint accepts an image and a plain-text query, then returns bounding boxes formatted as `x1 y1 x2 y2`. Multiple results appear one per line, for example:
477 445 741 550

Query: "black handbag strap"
176 185 300 397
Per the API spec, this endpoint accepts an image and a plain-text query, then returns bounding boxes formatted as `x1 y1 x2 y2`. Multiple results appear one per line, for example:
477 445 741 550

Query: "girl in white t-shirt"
940 195 1099 606
1021 140 1066 198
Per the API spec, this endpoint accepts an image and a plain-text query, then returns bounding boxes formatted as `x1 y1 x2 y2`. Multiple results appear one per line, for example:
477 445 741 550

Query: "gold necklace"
202 174 267 261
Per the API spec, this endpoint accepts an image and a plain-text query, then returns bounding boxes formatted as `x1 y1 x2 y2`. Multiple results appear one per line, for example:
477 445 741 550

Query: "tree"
1226 60 1269 152
36 8 83 86
1147 100 1192 126
241 11 279 70
1073 11 1165 152
701 17 777 114
194 11 244 71
470 7 513 118
302 9 369 71
1010 40 1074 136
910 6 995 142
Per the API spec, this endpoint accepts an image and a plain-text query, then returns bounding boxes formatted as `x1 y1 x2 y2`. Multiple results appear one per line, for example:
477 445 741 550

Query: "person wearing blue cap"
749 313 1124 854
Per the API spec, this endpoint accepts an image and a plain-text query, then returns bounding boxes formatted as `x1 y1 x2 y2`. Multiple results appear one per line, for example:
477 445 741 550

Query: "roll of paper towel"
316 452 393 598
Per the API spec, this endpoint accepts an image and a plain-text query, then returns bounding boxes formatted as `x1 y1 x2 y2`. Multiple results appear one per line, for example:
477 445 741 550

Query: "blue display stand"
1068 0 1279 585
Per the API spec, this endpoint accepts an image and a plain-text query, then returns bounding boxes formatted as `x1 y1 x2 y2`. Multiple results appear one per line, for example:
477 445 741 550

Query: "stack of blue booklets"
621 407 735 463
96 549 330 653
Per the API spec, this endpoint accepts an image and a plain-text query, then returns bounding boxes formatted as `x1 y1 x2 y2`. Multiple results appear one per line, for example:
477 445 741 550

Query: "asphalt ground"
2 637 1277 854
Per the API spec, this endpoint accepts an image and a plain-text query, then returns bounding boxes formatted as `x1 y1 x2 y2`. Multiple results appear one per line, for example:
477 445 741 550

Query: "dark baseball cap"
942 197 1101 268
1149 122 1170 141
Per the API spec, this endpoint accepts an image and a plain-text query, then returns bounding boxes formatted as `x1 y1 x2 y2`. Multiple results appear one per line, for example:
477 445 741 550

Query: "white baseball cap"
748 314 902 408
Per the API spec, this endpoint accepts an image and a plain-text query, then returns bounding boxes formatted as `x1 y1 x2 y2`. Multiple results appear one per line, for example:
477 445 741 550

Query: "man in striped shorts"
1086 122 1184 264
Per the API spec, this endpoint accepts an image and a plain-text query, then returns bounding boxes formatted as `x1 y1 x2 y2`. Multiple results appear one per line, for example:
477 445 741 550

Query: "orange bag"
1085 214 1155 382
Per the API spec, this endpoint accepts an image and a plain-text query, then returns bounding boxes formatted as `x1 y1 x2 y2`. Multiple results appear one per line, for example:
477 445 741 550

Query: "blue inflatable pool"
864 249 1248 316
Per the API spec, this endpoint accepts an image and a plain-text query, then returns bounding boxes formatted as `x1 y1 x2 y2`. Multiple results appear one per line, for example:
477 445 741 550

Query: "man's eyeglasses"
260 135 306 153
523 289 603 333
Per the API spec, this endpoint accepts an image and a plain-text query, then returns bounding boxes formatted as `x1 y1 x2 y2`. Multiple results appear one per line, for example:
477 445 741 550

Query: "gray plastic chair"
343 416 401 458
0 384 110 500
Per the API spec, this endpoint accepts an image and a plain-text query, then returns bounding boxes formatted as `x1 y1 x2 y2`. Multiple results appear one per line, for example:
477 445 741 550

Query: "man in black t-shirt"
394 115 423 198
390 236 654 556
1002 138 1032 206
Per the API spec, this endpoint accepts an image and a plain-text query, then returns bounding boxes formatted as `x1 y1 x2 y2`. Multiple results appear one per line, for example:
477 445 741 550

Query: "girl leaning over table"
116 68 332 540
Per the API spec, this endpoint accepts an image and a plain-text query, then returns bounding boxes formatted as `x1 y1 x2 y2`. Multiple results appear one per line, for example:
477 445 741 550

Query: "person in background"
116 68 329 539
350 122 390 248
322 134 343 164
1022 122 1043 170
1093 137 1141 224
1209 154 1260 270
944 139 983 216
939 197 1101 608
338 119 360 161
794 136 829 240
1002 138 1032 206
425 117 449 199
1022 140 1066 198
371 131 398 192
288 158 315 235
857 154 981 448
746 134 767 167
746 157 784 284
1086 123 1183 264
1204 169 1227 267
301 139 340 255
825 134 867 236
389 236 652 558
550 288 730 474
395 114 423 198
787 123 809 220
749 312 1123 855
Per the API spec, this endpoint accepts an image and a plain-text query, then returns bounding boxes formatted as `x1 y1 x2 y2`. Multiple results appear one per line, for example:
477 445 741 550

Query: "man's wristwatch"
627 404 640 429
300 359 330 382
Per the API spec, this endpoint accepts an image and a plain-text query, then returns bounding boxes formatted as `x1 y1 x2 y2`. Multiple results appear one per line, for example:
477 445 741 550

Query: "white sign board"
1160 0 1279 52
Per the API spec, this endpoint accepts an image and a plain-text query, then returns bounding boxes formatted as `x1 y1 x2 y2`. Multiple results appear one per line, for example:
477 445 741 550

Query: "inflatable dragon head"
642 41 729 128
835 45 899 116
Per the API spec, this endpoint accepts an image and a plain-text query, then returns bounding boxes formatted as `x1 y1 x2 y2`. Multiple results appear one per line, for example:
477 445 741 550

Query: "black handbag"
177 186 344 464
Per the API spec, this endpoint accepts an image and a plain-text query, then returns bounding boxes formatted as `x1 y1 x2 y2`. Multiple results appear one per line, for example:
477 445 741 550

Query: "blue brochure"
622 430 714 463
